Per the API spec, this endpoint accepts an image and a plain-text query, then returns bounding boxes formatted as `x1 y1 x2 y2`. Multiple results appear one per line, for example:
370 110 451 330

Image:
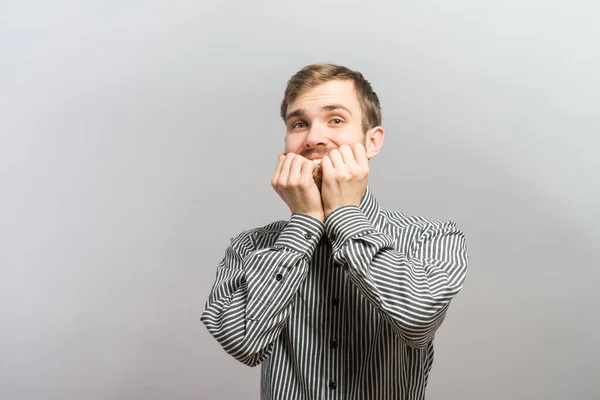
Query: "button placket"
328 255 343 396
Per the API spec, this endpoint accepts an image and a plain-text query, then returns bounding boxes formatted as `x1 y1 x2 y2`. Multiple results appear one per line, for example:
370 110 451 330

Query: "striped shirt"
201 186 468 399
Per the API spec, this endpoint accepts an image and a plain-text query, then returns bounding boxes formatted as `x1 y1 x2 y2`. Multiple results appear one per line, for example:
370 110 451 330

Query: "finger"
339 145 358 167
279 153 295 185
328 148 344 169
321 155 333 177
351 143 368 166
301 157 317 180
271 153 286 187
288 155 305 184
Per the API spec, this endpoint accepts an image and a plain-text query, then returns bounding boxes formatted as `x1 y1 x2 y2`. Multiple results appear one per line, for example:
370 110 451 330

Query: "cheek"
331 127 361 145
284 136 302 151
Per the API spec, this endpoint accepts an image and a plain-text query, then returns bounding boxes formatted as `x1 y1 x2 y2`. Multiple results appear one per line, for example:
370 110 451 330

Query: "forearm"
201 213 325 365
326 206 468 348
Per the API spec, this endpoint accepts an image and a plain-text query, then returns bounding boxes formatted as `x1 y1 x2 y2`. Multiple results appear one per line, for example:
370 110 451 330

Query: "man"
201 63 469 400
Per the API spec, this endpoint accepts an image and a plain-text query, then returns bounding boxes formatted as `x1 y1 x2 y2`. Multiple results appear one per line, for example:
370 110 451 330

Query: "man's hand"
272 153 325 222
321 144 369 217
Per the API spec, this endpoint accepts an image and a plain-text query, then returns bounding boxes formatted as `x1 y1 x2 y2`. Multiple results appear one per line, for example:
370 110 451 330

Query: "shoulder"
380 208 462 235
379 209 466 258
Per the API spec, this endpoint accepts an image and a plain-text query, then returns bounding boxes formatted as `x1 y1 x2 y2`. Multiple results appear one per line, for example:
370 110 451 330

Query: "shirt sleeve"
324 205 468 349
200 213 325 366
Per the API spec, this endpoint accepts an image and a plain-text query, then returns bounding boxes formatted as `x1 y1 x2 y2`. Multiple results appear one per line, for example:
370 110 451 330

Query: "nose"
304 124 328 148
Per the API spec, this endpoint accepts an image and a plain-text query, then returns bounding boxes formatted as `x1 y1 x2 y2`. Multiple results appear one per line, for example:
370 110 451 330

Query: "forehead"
288 79 360 114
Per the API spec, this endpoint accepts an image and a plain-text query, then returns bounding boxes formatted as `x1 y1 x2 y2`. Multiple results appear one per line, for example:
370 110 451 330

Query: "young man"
201 63 469 400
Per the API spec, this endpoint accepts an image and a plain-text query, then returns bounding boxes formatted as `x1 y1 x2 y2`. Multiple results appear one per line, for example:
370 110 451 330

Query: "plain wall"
1 1 599 399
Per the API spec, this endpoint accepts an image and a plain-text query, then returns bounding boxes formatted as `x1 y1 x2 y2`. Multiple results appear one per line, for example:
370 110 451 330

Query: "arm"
325 206 468 349
200 213 324 366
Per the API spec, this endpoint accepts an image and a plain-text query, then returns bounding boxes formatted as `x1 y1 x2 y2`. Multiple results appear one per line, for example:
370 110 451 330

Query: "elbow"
399 303 451 349
201 317 270 368
220 338 272 367
401 326 437 350
238 350 269 367
401 329 437 350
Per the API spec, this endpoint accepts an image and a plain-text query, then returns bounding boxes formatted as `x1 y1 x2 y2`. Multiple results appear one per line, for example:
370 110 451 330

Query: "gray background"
1 1 599 399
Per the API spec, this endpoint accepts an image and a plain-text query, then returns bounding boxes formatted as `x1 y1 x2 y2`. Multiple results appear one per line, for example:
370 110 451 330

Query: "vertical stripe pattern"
201 186 468 399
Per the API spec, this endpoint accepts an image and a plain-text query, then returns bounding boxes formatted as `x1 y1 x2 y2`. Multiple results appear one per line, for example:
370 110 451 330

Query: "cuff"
273 213 325 259
324 205 376 252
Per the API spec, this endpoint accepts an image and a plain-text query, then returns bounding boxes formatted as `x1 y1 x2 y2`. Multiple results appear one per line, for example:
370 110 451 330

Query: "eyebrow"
323 104 353 115
285 104 353 122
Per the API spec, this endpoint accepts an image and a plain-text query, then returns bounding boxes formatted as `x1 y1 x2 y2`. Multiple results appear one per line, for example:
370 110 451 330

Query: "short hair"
280 63 382 132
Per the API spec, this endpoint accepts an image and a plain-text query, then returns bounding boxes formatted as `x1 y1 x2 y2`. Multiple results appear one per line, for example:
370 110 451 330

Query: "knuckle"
338 171 349 180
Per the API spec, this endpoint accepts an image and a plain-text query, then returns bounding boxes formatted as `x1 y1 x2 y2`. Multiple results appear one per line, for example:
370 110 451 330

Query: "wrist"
274 213 325 258
289 207 324 222
301 211 324 222
324 203 358 218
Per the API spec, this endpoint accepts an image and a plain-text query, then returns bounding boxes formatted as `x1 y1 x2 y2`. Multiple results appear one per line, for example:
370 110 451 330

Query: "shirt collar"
359 185 382 226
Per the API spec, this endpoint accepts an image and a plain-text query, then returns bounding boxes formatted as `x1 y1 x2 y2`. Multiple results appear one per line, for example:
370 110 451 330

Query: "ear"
365 126 384 159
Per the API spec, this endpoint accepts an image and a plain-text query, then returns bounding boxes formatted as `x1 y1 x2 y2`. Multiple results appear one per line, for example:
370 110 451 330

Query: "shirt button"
330 233 336 241
329 381 337 390
275 273 283 281
304 232 312 240
331 339 337 349
332 298 338 306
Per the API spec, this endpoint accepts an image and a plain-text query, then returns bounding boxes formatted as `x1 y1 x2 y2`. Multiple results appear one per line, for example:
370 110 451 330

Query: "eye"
292 121 307 129
330 118 343 125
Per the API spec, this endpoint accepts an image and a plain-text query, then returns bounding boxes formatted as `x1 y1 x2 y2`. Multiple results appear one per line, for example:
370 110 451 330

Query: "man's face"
283 79 368 162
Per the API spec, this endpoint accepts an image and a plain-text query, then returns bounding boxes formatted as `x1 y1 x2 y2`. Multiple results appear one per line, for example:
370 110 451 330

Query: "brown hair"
280 63 382 133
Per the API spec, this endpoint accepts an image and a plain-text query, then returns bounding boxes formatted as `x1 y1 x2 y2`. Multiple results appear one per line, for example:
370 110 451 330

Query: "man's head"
280 63 385 164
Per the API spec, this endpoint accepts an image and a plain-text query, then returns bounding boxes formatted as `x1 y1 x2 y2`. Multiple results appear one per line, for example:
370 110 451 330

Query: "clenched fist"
271 153 325 222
